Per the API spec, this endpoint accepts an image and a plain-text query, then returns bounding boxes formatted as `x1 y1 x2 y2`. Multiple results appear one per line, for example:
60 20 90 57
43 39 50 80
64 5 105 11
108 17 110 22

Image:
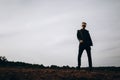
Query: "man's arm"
87 31 93 46
77 30 81 40
77 30 83 43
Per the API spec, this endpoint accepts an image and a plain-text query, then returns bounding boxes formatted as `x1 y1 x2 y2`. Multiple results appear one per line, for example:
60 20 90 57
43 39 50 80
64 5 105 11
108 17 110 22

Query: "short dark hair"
82 22 87 25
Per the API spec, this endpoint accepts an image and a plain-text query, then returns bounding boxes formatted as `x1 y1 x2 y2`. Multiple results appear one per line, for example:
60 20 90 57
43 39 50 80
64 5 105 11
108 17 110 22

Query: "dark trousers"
78 45 92 69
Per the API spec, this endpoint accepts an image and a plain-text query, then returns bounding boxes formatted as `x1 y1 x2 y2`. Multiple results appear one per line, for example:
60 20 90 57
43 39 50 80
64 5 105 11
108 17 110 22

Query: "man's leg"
78 46 84 69
86 46 92 70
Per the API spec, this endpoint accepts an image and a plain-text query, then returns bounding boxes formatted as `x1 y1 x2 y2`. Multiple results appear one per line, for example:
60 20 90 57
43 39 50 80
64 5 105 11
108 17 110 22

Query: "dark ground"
0 67 120 80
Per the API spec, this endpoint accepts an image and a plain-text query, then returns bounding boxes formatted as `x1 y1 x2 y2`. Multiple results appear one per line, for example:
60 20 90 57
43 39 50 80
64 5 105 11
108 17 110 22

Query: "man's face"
82 23 86 29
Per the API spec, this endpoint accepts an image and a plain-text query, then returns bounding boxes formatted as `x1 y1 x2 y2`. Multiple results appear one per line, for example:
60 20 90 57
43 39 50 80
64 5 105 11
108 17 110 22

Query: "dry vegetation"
0 56 120 80
0 67 120 80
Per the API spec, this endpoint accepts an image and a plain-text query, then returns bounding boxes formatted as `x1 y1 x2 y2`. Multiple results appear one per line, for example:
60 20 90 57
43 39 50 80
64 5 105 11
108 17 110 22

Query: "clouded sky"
0 0 120 67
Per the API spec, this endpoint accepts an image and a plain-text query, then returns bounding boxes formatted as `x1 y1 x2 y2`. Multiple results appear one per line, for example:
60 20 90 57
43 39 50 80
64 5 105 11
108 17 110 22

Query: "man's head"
81 22 87 29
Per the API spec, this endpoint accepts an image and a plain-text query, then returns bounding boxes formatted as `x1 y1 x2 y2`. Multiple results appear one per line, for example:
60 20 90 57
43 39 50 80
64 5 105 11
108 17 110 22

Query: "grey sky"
0 0 120 67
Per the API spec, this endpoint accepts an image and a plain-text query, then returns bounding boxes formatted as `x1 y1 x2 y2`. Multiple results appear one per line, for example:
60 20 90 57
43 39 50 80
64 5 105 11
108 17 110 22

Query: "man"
77 22 93 70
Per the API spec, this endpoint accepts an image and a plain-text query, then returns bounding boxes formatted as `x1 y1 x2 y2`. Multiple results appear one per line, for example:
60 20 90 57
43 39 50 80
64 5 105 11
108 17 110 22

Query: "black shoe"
76 66 80 70
89 68 92 71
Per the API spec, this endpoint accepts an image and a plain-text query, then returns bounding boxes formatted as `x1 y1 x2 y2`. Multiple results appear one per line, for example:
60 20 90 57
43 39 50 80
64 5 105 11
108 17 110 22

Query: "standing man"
77 22 93 70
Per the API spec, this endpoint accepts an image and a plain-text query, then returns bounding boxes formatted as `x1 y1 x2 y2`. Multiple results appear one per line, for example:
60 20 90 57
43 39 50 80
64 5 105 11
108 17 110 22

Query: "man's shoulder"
77 30 80 32
85 29 89 32
77 29 89 32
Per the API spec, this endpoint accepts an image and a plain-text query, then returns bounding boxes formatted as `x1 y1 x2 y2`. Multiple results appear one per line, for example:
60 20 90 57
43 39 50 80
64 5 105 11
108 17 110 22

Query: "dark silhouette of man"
77 22 93 70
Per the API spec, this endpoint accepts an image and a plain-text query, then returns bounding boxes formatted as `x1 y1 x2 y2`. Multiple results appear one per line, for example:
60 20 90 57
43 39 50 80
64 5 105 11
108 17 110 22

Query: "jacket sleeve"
77 30 82 41
87 31 93 46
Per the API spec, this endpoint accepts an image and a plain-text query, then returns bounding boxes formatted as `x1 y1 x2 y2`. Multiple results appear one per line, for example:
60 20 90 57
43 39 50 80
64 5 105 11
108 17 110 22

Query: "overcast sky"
0 0 120 67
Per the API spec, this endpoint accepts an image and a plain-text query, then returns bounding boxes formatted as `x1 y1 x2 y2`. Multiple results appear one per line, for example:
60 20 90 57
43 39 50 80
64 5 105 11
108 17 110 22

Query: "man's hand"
80 40 83 43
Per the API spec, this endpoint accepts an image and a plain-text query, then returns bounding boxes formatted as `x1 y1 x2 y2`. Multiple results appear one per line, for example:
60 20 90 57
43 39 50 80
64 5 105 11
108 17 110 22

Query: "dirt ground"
0 67 120 80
